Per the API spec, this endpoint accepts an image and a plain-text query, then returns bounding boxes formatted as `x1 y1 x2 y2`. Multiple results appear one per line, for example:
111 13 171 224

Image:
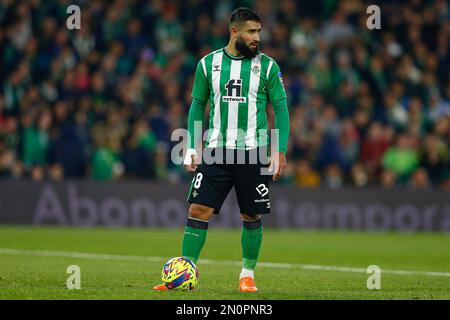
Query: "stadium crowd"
0 0 449 189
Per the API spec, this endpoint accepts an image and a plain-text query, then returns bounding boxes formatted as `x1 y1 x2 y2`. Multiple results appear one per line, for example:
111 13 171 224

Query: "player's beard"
235 36 258 59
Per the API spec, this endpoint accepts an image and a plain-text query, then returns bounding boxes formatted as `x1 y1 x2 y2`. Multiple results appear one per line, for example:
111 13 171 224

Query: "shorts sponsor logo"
256 184 269 197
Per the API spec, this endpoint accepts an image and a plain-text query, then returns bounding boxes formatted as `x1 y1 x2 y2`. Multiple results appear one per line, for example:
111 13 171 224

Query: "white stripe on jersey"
200 58 207 77
226 59 242 148
266 60 273 79
209 51 223 148
245 54 261 149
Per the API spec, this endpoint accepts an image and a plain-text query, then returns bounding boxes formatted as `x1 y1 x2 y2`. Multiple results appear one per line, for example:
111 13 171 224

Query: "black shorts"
187 147 271 215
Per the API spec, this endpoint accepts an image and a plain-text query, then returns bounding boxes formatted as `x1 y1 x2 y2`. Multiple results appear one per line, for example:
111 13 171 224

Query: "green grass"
0 226 449 300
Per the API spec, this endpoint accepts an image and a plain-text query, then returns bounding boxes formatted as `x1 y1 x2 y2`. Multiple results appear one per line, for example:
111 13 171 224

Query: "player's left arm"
266 61 290 181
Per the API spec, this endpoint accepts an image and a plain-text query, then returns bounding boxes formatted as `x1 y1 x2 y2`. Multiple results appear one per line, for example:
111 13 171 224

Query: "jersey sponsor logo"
225 79 242 96
222 96 246 103
255 183 269 197
223 79 246 103
213 64 220 72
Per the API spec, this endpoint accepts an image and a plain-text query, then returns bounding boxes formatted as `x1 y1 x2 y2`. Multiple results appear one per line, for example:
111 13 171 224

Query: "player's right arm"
184 59 210 172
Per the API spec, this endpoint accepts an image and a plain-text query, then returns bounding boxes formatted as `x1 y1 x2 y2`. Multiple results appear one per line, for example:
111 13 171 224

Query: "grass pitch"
0 226 449 300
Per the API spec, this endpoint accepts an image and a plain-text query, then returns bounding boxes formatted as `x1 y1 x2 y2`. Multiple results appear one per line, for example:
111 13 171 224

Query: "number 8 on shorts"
193 173 203 189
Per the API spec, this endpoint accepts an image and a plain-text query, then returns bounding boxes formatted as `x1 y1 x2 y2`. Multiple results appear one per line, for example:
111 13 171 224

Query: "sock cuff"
242 218 262 230
187 217 209 229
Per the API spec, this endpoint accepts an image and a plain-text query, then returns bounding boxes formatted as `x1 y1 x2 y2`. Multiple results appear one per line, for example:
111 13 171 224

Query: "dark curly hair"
229 7 261 28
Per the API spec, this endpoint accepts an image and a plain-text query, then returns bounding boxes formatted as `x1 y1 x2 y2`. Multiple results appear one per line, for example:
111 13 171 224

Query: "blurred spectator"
154 142 169 181
294 159 321 188
48 163 64 181
307 54 333 97
155 2 184 56
360 122 391 178
427 93 450 124
0 135 14 178
383 91 409 131
350 162 369 188
380 169 397 189
323 163 343 189
91 132 123 180
20 109 51 170
339 118 360 166
419 133 450 185
0 149 14 178
30 165 44 181
315 133 348 172
121 118 156 179
408 168 432 190
381 133 419 183
322 10 354 45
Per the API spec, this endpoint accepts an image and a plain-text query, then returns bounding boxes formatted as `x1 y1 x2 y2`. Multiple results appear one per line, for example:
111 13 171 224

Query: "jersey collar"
223 47 246 60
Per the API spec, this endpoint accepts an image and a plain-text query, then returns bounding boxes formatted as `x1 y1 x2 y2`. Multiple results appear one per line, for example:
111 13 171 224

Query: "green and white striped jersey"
191 47 287 150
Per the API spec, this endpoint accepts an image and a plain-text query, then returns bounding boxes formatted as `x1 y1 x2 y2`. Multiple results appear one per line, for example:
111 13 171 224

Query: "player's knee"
241 213 261 221
188 204 213 221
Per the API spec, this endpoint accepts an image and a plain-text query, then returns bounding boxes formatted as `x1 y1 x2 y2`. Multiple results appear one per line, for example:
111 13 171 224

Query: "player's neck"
225 43 244 58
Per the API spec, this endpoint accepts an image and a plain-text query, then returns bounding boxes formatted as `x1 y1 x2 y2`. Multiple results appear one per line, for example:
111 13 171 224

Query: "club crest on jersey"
251 65 260 75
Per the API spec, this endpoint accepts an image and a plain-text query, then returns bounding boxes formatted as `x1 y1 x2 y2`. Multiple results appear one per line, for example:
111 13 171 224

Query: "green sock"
241 218 263 270
182 217 208 263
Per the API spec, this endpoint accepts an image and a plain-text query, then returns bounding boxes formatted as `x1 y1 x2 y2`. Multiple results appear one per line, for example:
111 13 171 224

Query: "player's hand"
269 152 287 181
184 155 198 172
183 149 199 173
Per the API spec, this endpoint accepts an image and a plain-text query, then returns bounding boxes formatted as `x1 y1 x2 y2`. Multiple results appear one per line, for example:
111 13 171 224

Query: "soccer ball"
161 256 199 290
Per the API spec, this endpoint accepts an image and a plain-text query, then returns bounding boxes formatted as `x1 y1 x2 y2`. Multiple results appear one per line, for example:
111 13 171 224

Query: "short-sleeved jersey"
191 47 287 150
